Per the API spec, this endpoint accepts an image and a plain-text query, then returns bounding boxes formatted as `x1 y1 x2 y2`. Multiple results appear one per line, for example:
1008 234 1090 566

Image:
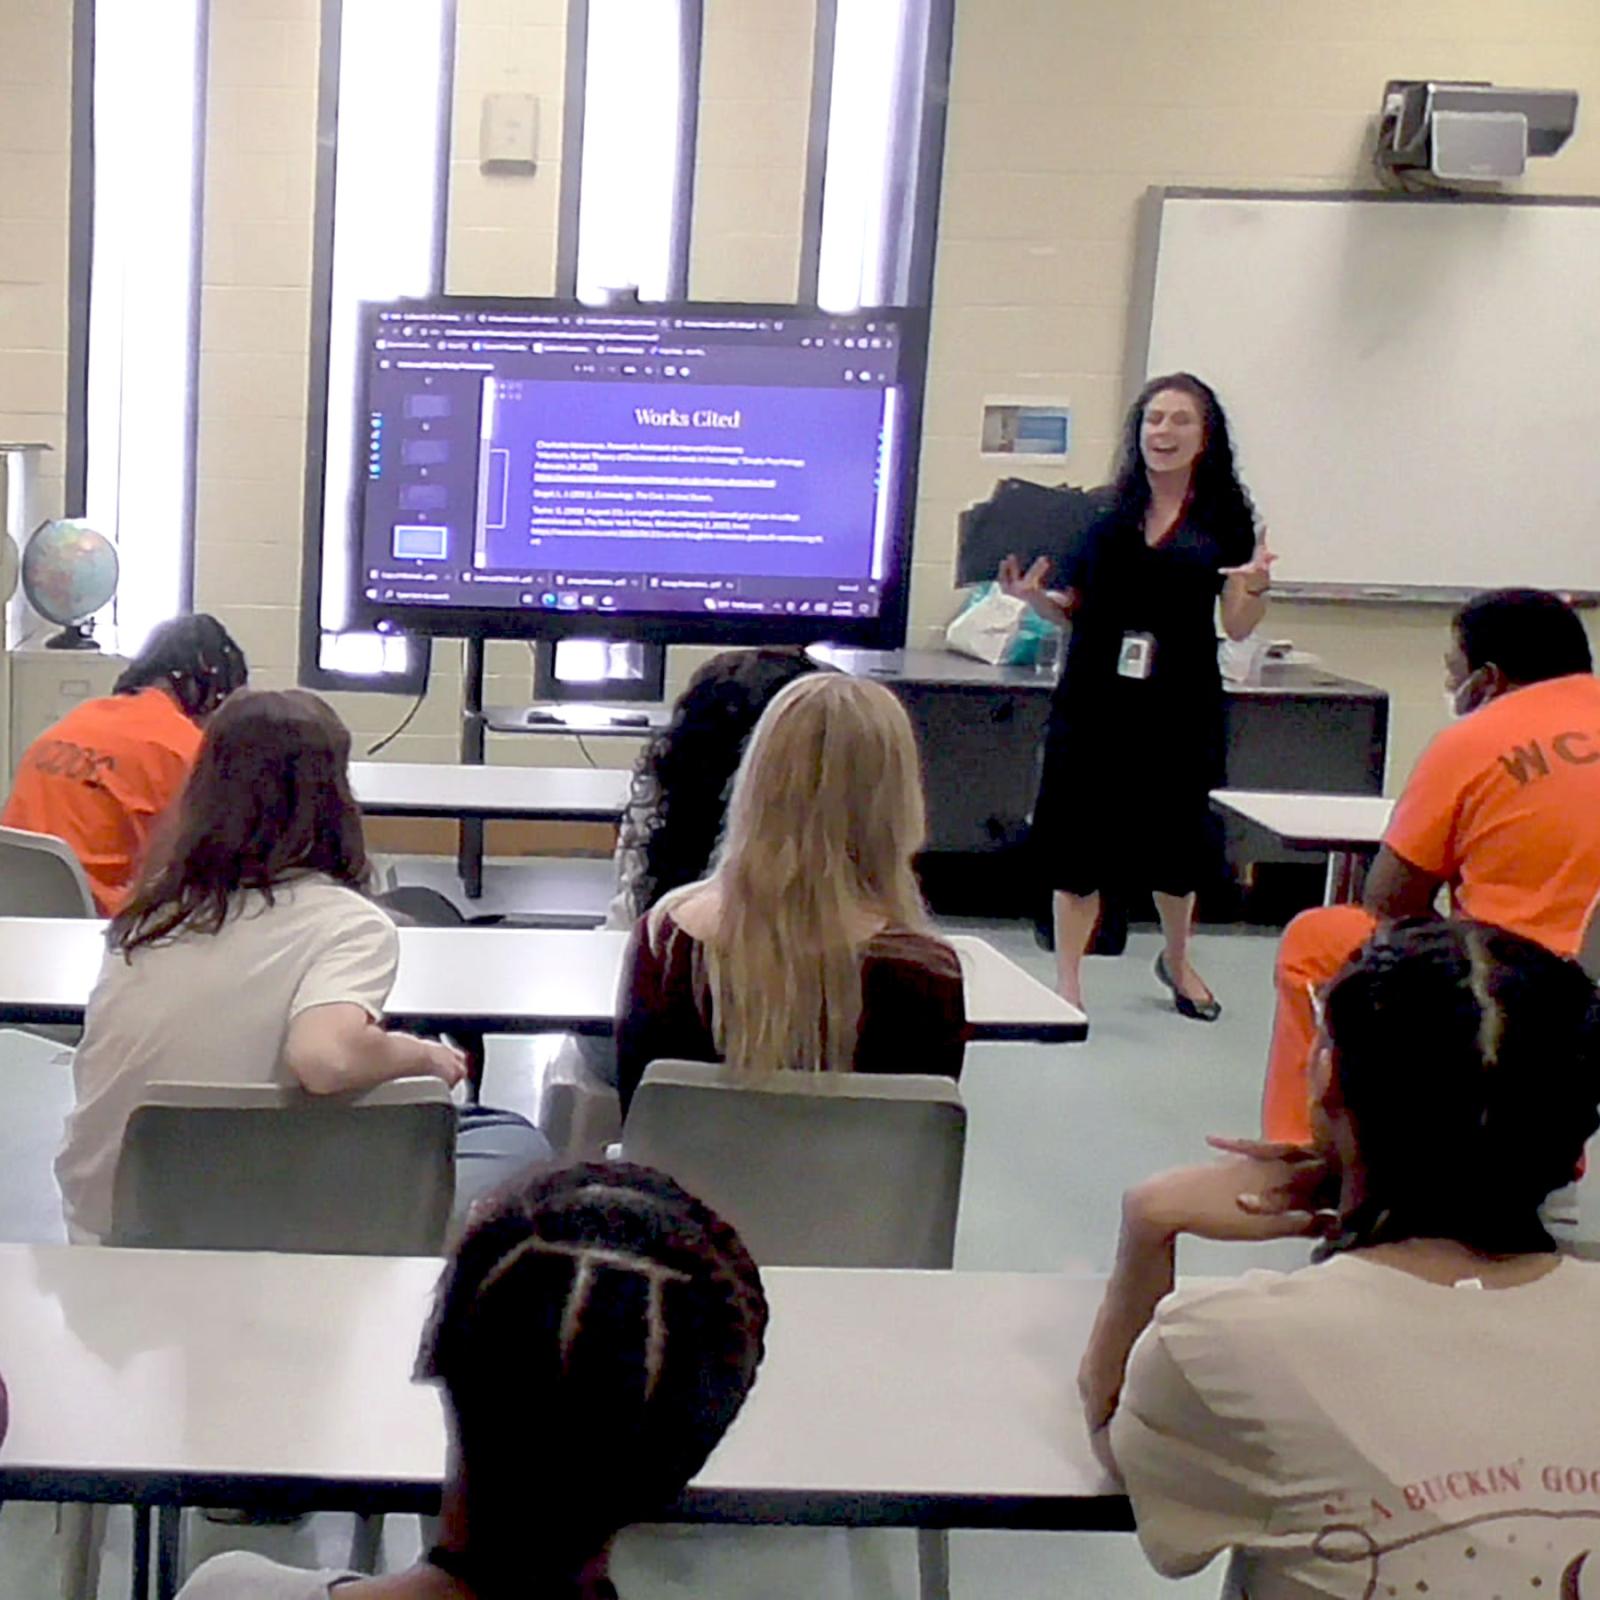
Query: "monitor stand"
457 639 667 898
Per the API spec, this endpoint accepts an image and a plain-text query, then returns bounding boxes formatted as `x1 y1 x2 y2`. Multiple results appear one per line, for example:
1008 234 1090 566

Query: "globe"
21 519 119 650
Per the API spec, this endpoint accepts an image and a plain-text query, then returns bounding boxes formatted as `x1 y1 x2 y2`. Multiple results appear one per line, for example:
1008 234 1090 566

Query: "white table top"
349 762 631 822
1211 788 1395 852
0 1245 1125 1527
0 922 1087 1044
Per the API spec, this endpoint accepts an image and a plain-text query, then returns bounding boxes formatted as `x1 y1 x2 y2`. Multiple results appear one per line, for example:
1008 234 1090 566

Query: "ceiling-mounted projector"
1375 80 1578 184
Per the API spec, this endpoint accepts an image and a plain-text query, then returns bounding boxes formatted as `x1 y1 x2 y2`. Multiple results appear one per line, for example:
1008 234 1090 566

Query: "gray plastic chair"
0 826 95 1050
619 1061 967 1269
109 1078 456 1255
76 1079 457 1593
620 1062 966 1600
0 824 97 917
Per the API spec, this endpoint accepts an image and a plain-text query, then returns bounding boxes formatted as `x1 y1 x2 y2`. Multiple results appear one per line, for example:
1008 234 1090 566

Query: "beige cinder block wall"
0 0 71 550
925 0 1600 788
15 0 1600 785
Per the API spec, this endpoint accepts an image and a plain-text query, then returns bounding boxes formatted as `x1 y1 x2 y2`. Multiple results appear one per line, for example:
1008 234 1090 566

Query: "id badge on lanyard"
1117 632 1155 680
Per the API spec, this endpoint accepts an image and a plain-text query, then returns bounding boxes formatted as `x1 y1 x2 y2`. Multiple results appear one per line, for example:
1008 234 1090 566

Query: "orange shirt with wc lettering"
1 687 202 915
1384 673 1600 955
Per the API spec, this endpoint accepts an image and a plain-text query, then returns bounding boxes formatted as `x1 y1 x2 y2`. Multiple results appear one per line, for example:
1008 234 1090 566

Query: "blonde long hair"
649 674 931 1076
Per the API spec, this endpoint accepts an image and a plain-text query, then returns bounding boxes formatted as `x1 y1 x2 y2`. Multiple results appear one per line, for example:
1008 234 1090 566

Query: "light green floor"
0 902 1338 1597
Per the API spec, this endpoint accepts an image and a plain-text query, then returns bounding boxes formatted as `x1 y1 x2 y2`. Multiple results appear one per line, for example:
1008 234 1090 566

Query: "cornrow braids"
1320 919 1600 1259
418 1163 768 1599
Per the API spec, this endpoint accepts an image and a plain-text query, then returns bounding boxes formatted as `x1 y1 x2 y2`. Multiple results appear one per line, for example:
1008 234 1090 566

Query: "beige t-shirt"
177 1555 360 1593
176 1553 360 1597
56 878 399 1241
1113 1253 1600 1599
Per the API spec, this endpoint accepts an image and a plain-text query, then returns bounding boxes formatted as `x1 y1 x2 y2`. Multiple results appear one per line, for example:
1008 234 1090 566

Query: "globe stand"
44 620 101 652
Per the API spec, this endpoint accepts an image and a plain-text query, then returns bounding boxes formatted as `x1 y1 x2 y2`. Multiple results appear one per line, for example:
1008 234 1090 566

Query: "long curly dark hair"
1322 919 1600 1259
418 1162 768 1597
629 647 823 916
1108 372 1256 564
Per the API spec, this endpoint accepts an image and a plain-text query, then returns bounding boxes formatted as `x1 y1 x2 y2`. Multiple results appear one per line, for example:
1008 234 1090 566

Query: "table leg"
130 1506 151 1600
155 1506 182 1600
916 1528 950 1600
460 638 487 901
457 819 485 901
1324 849 1365 905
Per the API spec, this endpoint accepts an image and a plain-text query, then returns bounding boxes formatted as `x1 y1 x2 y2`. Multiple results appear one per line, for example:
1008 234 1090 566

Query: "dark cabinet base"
821 648 1389 922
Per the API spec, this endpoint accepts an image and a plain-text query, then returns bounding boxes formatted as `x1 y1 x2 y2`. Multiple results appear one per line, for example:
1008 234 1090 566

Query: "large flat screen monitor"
348 298 928 647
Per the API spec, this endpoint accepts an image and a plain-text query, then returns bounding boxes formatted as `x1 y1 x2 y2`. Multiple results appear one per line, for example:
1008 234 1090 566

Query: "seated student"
2 613 247 913
176 1161 769 1600
54 688 471 1243
607 646 824 927
552 648 825 1116
615 674 966 1115
1083 919 1600 1599
1263 588 1600 1142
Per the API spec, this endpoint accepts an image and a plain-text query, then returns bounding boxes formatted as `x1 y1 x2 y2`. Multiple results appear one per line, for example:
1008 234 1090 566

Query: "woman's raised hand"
997 554 1074 627
1220 532 1277 594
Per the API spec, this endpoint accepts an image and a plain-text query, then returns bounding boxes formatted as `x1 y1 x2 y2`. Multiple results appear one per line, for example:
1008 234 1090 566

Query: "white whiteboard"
1143 192 1600 593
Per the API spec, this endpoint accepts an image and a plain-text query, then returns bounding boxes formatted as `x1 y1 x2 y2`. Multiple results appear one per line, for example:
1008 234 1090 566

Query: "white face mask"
1447 668 1490 719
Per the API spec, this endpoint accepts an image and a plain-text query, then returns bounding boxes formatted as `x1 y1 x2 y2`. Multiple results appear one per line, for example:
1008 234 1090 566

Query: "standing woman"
1001 374 1272 1017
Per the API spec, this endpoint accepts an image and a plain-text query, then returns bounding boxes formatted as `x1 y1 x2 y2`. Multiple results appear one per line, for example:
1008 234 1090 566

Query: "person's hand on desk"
997 554 1076 629
286 1004 469 1094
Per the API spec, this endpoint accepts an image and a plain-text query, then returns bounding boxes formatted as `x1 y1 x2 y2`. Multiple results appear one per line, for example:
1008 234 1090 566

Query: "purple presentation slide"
478 381 886 578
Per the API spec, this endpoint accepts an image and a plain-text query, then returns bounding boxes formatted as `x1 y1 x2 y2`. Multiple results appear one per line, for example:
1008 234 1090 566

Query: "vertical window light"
314 0 451 680
815 0 934 314
574 0 697 304
82 0 207 655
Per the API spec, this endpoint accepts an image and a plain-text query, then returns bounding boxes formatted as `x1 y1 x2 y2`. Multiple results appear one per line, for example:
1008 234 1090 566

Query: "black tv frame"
347 295 930 651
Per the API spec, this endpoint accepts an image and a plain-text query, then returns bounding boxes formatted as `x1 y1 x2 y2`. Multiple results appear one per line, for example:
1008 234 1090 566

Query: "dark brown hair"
418 1163 768 1596
1110 371 1256 566
111 688 369 954
113 612 248 720
1453 588 1593 686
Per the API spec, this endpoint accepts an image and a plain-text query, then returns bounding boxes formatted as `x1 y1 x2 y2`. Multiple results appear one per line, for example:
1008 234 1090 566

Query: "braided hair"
1321 919 1600 1258
113 612 247 721
417 1163 769 1597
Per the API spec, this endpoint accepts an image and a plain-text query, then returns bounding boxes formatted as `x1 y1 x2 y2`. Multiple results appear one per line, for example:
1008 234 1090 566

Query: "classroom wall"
927 0 1600 787
192 0 593 770
689 0 815 303
9 0 1600 785
0 0 71 546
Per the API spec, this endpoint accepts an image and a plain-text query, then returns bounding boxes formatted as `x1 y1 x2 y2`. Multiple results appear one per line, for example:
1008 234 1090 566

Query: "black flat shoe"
1155 952 1222 1023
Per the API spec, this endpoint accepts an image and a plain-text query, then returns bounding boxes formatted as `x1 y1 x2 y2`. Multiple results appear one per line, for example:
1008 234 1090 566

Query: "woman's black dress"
1031 504 1254 897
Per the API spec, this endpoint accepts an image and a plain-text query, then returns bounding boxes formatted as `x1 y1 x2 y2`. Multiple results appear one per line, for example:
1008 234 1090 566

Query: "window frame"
296 0 456 697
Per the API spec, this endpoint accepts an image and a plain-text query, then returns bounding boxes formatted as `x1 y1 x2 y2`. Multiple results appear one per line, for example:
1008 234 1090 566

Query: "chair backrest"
1580 890 1600 985
619 1061 966 1269
110 1078 456 1255
0 825 97 917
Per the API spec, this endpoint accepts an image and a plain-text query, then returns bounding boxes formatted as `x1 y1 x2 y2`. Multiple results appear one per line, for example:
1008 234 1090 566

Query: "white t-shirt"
56 877 399 1241
176 1552 359 1598
1113 1252 1600 1599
